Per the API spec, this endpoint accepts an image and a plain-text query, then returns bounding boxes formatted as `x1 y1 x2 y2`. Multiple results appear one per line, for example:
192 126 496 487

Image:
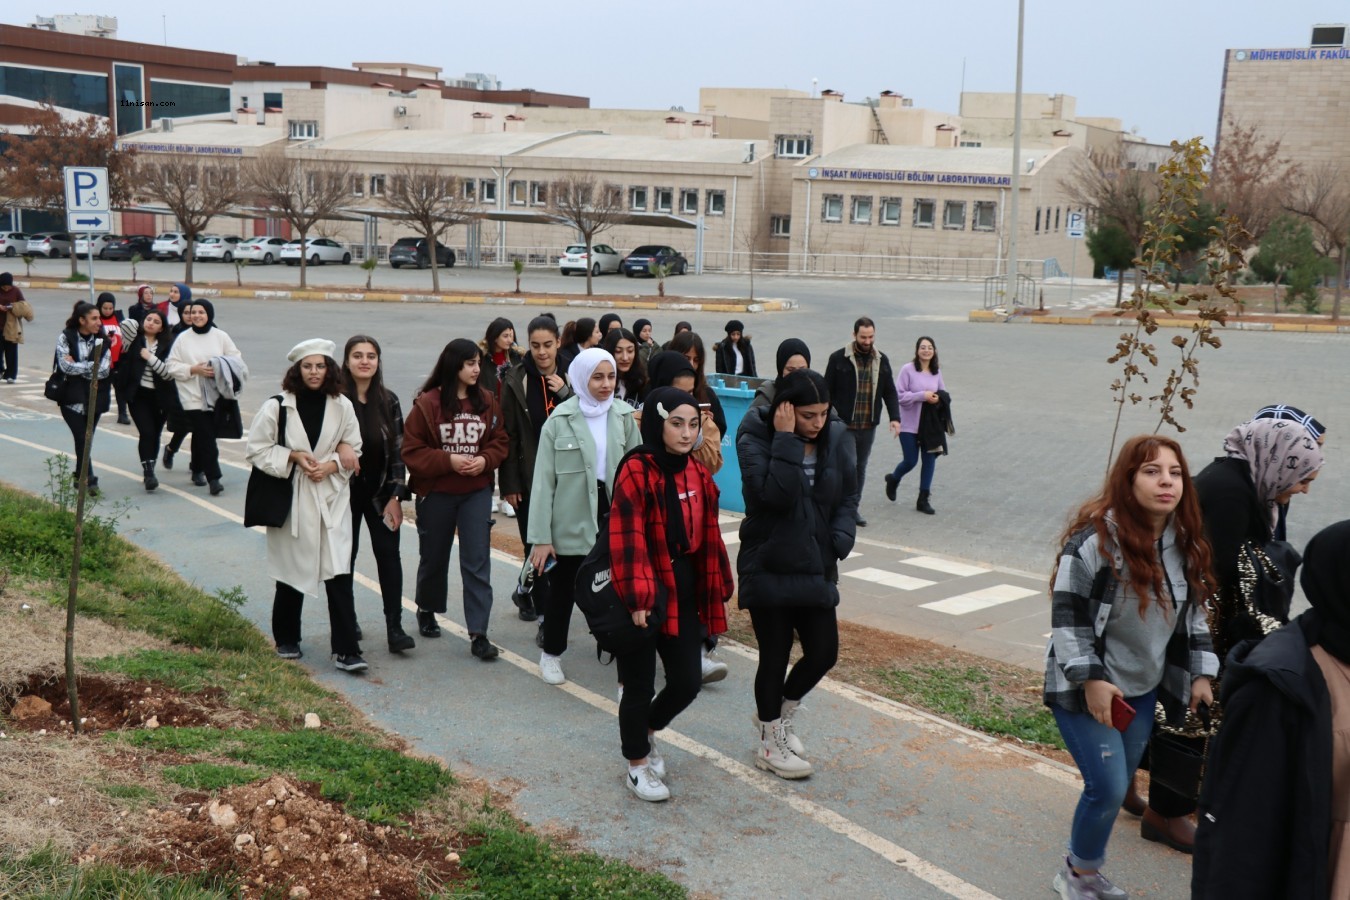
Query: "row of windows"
775 134 813 158
149 80 230 119
817 195 997 231
0 64 107 117
1035 206 1087 235
345 176 729 216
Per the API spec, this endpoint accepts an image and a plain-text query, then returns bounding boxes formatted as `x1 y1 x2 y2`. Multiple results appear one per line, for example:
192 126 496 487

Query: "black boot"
917 490 936 515
142 460 159 492
387 615 416 653
162 446 175 470
417 609 441 638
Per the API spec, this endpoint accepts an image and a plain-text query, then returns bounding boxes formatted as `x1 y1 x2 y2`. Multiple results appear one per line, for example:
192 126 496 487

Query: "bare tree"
135 154 245 282
244 150 352 288
737 215 768 300
1064 159 1158 306
381 165 475 293
1285 162 1350 320
1 105 136 276
547 173 626 296
1209 117 1300 245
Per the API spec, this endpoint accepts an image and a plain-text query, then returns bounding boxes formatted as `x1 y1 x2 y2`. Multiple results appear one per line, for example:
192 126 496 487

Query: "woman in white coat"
166 299 242 495
246 339 366 672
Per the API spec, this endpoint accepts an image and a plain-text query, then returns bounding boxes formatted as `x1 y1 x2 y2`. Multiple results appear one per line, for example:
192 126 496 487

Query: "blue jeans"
890 432 936 491
1051 689 1156 870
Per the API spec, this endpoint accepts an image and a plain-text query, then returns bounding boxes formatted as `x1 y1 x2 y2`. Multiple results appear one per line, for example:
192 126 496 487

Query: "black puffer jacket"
735 405 858 609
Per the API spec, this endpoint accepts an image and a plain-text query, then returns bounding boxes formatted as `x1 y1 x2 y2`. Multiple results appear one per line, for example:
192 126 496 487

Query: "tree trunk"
429 240 440 294
297 228 308 288
184 237 195 284
1115 275 1124 307
583 231 594 297
1334 250 1346 321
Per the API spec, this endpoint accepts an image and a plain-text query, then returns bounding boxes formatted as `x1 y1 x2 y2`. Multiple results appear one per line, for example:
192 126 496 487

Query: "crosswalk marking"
901 556 990 578
844 567 935 591
920 584 1041 615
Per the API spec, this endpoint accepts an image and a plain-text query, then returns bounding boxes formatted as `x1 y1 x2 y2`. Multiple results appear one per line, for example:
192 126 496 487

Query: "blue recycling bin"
707 373 768 514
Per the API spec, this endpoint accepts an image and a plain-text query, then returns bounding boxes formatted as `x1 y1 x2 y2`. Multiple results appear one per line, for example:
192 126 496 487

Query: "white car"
235 236 289 265
74 234 117 258
152 232 189 261
559 243 622 276
193 235 243 262
27 233 73 258
280 238 351 266
0 232 30 257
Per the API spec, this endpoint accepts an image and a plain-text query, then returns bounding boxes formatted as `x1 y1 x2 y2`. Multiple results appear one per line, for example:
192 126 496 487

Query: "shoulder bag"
243 396 294 528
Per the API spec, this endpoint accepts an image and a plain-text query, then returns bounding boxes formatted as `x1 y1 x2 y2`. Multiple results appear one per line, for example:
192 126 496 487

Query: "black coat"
823 345 900 428
713 337 757 377
917 389 953 455
734 405 858 609
1195 456 1274 664
1192 615 1332 899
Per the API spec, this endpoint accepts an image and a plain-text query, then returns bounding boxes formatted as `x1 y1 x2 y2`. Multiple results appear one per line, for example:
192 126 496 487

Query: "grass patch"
877 663 1065 749
0 844 240 899
163 762 265 792
96 783 159 802
456 825 687 899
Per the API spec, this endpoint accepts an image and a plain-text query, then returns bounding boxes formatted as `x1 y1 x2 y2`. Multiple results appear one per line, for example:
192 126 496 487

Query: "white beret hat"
286 338 336 363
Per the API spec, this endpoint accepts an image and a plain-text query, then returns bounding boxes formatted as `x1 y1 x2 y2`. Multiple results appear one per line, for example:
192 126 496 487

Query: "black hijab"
645 351 696 389
636 387 699 556
1301 520 1350 664
189 298 216 335
776 338 811 375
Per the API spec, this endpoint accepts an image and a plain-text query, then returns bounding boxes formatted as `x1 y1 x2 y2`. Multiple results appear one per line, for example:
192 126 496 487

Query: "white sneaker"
755 719 813 779
701 647 729 684
539 653 566 685
625 764 669 802
501 500 516 518
647 738 666 779
1053 860 1129 900
780 699 807 758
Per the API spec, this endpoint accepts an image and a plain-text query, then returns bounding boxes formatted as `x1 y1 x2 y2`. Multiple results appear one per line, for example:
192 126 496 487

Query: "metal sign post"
63 166 112 308
1065 211 1086 307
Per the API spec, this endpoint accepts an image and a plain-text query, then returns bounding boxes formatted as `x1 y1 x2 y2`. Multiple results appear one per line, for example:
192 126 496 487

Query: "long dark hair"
129 310 172 362
421 338 487 414
66 301 97 330
913 335 940 375
281 356 343 396
342 334 393 438
561 317 596 349
483 317 515 354
600 328 646 400
667 331 709 402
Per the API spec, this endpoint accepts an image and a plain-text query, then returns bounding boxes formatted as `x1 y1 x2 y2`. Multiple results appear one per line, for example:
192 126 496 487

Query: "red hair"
1056 435 1216 616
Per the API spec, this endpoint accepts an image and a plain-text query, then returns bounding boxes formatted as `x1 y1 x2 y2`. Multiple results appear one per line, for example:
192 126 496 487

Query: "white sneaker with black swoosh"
626 764 669 802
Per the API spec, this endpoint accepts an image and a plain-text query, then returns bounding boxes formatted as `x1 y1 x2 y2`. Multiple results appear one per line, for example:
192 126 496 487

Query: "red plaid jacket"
608 453 734 638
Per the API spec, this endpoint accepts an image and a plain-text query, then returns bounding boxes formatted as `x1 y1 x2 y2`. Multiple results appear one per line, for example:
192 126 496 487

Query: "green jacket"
498 360 572 498
526 397 640 555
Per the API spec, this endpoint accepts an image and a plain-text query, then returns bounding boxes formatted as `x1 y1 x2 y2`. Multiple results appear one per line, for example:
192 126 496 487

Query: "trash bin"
707 373 768 514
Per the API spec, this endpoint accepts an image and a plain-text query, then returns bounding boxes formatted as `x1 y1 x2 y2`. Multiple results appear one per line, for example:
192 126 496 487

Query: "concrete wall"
700 86 808 121
1216 47 1350 169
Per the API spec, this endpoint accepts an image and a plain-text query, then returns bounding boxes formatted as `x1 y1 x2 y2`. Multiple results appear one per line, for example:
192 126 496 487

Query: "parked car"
74 234 118 258
193 235 244 262
388 237 455 269
280 238 351 266
0 232 29 257
559 243 621 277
152 232 189 261
621 245 688 277
235 236 288 265
102 235 155 261
26 233 73 258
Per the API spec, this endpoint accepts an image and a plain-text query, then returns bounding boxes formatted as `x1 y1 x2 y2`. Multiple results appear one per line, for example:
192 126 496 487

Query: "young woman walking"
528 346 640 685
0 271 34 383
54 301 112 495
1043 434 1218 900
631 318 658 368
609 387 734 801
166 299 243 496
338 335 415 653
95 293 130 425
403 338 509 661
117 309 176 491
246 339 365 671
600 327 647 408
736 369 858 779
160 283 195 468
884 336 946 514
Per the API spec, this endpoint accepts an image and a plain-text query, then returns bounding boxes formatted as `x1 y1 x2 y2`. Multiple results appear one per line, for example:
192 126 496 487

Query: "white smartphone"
383 511 398 531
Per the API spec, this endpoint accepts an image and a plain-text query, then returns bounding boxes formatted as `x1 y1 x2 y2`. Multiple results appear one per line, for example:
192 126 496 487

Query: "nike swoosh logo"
593 569 611 592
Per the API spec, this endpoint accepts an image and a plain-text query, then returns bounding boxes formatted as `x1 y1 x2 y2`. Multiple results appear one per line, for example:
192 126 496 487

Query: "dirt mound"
102 776 468 899
4 673 242 734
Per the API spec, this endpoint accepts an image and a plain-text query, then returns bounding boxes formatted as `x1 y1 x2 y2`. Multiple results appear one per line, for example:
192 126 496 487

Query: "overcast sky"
12 2 1344 146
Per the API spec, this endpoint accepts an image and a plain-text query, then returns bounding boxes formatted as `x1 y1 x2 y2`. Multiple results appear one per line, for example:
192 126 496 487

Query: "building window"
958 140 983 148
369 175 386 197
263 91 283 110
461 179 476 201
880 197 902 226
655 188 673 213
0 63 107 117
913 199 935 228
630 187 648 211
288 119 318 140
1055 207 1061 231
529 182 546 206
774 134 813 158
113 63 143 136
679 189 698 214
149 79 231 119
306 173 319 193
771 215 791 238
973 200 997 232
351 175 364 197
1035 208 1042 234
822 194 843 223
851 196 873 225
706 190 726 215
509 181 526 205
943 201 966 230
480 180 496 203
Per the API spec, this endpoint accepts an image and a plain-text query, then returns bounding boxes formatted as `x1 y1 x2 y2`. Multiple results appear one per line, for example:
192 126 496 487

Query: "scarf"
1223 419 1325 527
637 387 698 556
569 347 617 477
775 338 811 375
645 351 696 389
522 354 561 439
1301 520 1350 664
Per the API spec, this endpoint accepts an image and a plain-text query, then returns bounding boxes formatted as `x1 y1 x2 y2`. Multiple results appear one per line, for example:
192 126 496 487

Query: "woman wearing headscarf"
247 339 364 670
528 346 640 686
598 312 623 335
0 271 33 383
1194 520 1350 898
1135 417 1327 849
54 301 112 495
166 298 245 496
751 339 812 410
632 318 658 368
161 282 196 470
1252 404 1326 541
608 386 734 801
128 284 165 325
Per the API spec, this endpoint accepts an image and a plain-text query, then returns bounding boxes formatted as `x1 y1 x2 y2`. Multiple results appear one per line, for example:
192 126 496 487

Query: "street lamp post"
1005 0 1026 307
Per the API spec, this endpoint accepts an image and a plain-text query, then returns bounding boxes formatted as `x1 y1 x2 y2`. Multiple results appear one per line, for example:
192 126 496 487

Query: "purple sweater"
895 362 945 434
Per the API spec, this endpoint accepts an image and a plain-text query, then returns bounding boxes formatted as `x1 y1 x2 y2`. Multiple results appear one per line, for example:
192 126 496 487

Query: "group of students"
1043 407 1341 899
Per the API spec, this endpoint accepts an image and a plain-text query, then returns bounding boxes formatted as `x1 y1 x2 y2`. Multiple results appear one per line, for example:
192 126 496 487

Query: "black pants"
540 482 608 655
0 338 17 380
335 478 403 621
749 605 839 721
186 409 221 480
61 405 101 486
129 390 167 462
111 363 128 419
615 556 703 760
167 427 188 455
271 579 360 655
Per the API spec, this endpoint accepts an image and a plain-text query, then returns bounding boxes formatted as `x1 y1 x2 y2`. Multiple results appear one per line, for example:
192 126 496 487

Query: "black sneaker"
334 654 369 673
191 471 207 487
162 447 175 470
471 634 500 661
417 609 441 638
387 626 416 653
884 474 898 503
276 644 302 659
208 479 224 496
535 620 546 649
512 586 538 621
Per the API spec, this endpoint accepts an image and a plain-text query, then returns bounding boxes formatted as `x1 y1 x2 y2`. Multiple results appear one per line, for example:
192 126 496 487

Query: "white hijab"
568 347 617 478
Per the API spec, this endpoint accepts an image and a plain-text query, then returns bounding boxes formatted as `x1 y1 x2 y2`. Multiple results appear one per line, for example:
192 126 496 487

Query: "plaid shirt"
1043 521 1219 723
849 345 876 430
608 453 734 638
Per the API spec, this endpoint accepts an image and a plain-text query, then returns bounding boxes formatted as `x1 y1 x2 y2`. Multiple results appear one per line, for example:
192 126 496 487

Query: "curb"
967 308 1350 334
11 278 797 313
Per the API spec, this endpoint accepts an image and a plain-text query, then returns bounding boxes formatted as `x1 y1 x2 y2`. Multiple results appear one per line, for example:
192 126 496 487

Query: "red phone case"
1110 695 1136 732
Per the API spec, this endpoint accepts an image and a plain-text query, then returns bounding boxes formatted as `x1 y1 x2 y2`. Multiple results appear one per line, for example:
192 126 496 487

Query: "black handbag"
43 368 67 403
1148 702 1217 800
243 396 293 528
214 398 244 440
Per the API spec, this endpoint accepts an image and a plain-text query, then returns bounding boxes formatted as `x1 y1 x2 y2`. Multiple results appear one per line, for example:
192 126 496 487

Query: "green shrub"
163 763 265 791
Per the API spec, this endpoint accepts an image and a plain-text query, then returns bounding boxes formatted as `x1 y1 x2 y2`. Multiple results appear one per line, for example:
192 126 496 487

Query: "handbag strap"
273 394 288 449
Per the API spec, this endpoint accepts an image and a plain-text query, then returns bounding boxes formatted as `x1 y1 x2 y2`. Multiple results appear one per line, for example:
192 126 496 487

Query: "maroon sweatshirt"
403 387 509 496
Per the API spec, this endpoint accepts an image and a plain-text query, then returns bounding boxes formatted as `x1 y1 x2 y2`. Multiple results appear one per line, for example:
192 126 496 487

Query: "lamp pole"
1005 0 1026 307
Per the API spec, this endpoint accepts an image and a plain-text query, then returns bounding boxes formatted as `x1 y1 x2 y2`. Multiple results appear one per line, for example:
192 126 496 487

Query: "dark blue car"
621 245 688 277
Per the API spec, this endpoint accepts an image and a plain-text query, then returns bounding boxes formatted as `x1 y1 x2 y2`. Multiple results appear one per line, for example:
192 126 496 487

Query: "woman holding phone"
1042 434 1218 900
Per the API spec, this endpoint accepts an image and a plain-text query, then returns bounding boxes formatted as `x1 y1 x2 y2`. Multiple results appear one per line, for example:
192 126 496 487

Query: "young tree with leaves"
1086 220 1137 307
1209 117 1299 245
135 154 244 283
244 150 352 288
547 173 626 297
1065 159 1157 300
1250 216 1322 312
380 165 474 294
1284 162 1350 321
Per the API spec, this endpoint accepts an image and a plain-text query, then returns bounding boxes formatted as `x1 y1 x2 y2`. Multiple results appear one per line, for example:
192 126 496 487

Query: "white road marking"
920 584 1041 615
844 566 935 591
901 555 990 578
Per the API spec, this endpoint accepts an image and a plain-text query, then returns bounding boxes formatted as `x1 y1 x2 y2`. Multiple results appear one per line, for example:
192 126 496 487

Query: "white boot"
780 699 807 758
755 719 812 779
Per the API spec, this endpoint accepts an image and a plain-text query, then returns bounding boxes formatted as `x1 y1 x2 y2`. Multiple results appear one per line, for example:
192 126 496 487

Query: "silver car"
0 232 29 257
27 233 73 258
